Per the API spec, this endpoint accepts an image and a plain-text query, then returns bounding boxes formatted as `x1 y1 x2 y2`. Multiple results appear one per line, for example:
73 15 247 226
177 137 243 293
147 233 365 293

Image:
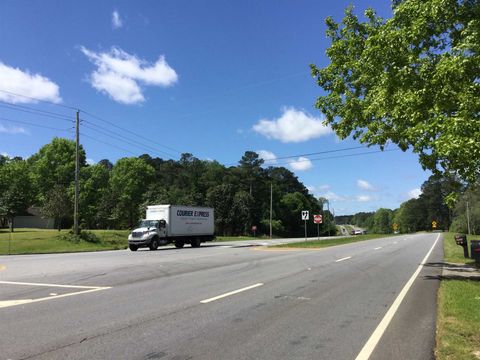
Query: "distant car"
351 229 366 235
350 230 356 235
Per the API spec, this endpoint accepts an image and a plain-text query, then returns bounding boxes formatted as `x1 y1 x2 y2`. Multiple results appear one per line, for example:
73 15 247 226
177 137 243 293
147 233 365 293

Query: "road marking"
393 241 398 244
335 256 352 262
200 283 263 304
374 247 382 250
0 281 111 309
355 234 440 360
0 280 110 289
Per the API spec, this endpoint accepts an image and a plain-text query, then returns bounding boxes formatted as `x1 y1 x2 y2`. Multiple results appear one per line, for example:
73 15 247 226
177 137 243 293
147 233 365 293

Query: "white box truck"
128 205 215 251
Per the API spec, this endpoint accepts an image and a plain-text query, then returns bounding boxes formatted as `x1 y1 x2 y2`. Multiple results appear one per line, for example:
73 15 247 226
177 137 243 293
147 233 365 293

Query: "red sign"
251 225 257 231
313 214 322 224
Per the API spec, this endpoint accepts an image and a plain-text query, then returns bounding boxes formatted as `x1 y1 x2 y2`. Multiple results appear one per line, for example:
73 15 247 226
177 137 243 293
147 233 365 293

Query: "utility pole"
466 200 471 235
269 182 272 239
74 110 80 235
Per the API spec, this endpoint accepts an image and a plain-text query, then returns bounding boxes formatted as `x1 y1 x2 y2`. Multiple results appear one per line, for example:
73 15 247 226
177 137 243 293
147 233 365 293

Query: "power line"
81 110 183 156
0 116 72 132
82 121 177 158
81 133 139 157
0 102 74 122
273 148 401 166
0 89 77 110
82 119 177 158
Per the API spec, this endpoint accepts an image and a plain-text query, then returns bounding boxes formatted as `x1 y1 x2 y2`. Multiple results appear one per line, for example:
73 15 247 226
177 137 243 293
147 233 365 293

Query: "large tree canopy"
311 0 480 181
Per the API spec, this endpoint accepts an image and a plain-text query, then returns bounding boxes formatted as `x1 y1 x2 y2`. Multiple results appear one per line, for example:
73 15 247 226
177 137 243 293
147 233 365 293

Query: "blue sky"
0 0 429 215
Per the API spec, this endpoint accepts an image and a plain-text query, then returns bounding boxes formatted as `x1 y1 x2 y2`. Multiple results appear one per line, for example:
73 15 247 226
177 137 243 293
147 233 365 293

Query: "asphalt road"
0 233 442 360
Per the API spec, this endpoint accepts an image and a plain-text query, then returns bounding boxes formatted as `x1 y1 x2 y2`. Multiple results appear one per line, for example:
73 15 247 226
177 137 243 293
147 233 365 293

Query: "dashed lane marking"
200 283 264 304
374 247 382 250
335 256 352 262
0 280 111 309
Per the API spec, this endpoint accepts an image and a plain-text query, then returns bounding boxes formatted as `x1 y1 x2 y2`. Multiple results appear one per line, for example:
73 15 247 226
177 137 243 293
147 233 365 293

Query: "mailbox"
454 234 469 258
454 234 467 246
470 240 480 264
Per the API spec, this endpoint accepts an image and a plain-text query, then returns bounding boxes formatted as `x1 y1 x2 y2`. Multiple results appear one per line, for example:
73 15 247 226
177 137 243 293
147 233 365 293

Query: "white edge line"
200 283 264 304
0 287 111 309
354 234 440 360
0 280 110 290
335 256 352 262
374 247 382 250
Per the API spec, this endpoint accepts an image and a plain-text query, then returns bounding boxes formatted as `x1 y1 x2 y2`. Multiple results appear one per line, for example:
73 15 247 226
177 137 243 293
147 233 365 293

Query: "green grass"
274 233 397 249
0 228 130 255
436 233 480 360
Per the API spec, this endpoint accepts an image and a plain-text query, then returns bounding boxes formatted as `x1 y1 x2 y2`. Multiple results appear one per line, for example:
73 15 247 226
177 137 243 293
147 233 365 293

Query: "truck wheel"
129 244 138 251
149 237 159 251
191 238 201 248
174 240 184 248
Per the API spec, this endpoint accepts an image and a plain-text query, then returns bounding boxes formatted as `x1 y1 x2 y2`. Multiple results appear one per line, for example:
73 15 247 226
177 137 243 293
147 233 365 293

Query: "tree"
28 138 86 200
206 184 235 235
109 157 155 228
79 164 110 229
311 0 480 181
0 159 33 232
372 208 393 234
393 199 426 233
41 185 72 231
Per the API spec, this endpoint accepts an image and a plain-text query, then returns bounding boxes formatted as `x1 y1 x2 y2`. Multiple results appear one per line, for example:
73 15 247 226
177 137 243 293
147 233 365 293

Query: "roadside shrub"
59 231 100 244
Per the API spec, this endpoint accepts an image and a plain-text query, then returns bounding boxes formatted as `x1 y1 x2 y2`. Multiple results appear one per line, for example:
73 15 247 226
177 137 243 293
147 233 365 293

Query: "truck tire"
191 238 201 248
129 244 138 251
174 240 184 248
149 237 159 251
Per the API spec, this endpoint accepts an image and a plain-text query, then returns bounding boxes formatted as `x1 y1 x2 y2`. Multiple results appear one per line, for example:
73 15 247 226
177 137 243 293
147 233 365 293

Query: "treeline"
0 137 337 237
337 174 478 234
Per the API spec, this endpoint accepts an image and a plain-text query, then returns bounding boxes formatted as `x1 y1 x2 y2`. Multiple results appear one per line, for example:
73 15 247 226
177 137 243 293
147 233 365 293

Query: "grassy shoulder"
273 233 397 249
436 232 480 360
0 229 129 255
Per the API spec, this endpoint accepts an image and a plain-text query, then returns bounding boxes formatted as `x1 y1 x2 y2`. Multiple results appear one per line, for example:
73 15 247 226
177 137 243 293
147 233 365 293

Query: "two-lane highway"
0 233 442 359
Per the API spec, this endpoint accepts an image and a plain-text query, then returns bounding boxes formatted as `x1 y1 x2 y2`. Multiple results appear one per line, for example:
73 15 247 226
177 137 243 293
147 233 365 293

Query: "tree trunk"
10 216 14 233
57 217 62 232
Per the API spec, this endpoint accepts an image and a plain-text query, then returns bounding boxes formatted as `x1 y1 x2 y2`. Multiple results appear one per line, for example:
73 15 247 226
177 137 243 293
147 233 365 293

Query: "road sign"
313 214 322 224
251 225 257 231
392 223 398 230
432 221 437 229
301 211 309 220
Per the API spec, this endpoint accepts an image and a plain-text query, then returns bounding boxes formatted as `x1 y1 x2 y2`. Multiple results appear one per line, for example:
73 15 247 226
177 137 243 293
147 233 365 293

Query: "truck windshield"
138 220 159 229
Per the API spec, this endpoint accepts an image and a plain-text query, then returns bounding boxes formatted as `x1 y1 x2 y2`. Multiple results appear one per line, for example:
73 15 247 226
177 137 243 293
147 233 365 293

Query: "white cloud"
112 10 123 29
257 150 277 164
288 156 313 171
356 194 373 202
1 152 10 158
80 46 178 104
86 158 96 165
320 191 348 202
408 188 422 199
357 179 375 191
252 107 333 143
0 62 61 104
318 184 331 191
0 123 28 134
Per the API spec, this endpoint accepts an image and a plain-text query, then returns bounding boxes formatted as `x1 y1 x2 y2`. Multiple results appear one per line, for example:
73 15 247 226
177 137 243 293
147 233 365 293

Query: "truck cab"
128 219 167 251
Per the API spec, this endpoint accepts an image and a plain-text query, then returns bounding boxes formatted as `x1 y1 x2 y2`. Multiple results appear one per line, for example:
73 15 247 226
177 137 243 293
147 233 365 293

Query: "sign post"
302 211 309 242
251 225 257 237
313 214 323 240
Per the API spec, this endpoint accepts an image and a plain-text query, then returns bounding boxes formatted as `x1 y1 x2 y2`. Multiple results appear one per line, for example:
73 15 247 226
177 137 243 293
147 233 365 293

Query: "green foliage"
41 184 72 231
311 0 480 181
0 159 34 231
372 208 393 234
28 138 86 201
59 230 100 244
109 157 155 228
